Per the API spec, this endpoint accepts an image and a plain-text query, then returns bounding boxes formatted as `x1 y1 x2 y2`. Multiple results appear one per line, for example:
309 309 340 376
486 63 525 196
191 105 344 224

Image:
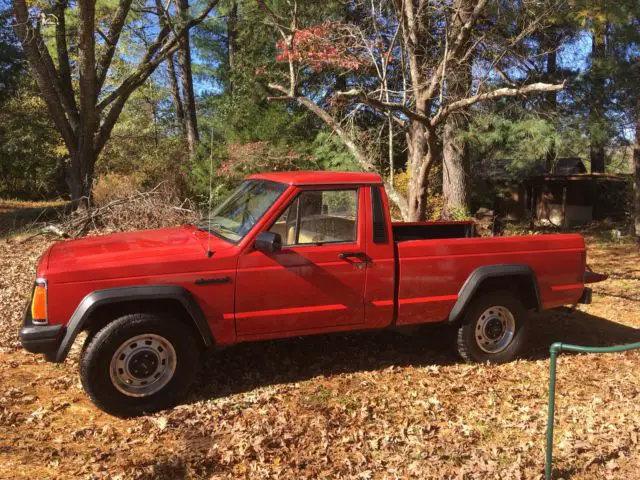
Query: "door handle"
195 276 231 285
338 252 368 261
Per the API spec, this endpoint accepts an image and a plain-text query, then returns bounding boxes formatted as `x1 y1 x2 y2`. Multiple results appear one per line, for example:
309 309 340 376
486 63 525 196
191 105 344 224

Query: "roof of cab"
247 171 383 186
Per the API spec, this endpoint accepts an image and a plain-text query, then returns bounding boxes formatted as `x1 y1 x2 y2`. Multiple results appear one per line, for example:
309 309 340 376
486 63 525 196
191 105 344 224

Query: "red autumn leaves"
275 22 367 72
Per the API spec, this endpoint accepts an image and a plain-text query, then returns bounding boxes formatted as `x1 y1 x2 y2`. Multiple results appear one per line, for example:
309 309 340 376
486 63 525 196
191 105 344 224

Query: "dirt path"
1 236 638 479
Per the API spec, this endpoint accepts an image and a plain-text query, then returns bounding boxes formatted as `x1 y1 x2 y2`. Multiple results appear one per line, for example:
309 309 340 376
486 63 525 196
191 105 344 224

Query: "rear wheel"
80 313 199 417
456 292 530 364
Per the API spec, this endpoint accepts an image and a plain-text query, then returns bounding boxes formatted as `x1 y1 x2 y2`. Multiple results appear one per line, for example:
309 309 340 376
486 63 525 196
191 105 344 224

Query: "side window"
269 189 358 246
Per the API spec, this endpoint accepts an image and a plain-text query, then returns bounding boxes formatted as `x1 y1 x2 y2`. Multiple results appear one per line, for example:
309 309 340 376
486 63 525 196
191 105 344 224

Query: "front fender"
51 285 213 362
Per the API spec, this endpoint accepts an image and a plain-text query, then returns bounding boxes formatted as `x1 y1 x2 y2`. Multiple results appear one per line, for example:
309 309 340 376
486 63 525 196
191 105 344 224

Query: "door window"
269 189 358 246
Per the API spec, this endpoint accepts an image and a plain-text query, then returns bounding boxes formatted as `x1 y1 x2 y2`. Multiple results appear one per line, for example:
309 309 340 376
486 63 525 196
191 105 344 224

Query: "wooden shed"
521 173 630 227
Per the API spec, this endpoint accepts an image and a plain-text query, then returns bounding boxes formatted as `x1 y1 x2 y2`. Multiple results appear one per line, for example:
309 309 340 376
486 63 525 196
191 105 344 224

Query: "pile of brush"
20 183 200 242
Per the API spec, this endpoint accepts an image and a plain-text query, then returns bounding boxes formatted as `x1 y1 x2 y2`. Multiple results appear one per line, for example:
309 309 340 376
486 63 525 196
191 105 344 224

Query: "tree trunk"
406 124 427 221
227 0 237 98
442 116 469 218
634 100 639 238
406 122 437 221
442 0 473 219
67 150 97 209
589 28 607 173
176 0 199 154
73 0 98 209
167 54 186 136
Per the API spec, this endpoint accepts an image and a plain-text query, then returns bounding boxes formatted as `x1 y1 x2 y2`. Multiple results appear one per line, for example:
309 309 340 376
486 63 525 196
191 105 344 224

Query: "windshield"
196 180 287 243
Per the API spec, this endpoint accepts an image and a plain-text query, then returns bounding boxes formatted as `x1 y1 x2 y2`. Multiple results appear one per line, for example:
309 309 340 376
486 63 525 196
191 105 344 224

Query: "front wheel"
80 313 199 417
456 292 530 364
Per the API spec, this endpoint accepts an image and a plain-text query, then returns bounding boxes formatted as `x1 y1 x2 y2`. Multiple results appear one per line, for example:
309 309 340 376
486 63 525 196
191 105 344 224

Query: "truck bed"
393 233 586 326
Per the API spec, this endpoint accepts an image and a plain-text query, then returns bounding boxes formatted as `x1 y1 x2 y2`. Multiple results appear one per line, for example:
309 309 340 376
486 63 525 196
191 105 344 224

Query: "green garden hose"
545 341 640 479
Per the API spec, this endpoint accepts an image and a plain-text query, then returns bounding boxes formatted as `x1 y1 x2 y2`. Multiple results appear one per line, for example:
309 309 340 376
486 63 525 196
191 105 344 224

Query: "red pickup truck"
20 171 605 416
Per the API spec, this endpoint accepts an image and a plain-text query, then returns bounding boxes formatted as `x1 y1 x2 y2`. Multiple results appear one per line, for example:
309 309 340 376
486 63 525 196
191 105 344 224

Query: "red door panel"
234 187 368 338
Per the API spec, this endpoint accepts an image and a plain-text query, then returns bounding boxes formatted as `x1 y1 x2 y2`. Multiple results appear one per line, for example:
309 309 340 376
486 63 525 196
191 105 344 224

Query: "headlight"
31 278 48 324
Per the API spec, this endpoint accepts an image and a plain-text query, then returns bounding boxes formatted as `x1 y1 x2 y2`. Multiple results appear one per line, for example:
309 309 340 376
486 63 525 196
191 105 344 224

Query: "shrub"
391 168 444 221
92 173 145 204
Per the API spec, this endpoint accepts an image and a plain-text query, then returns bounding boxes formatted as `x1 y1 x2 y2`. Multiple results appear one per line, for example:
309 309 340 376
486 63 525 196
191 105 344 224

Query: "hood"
43 225 232 282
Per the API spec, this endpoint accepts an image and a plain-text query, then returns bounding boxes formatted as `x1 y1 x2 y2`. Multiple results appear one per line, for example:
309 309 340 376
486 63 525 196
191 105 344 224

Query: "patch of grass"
0 199 67 210
496 452 516 469
303 385 332 408
471 419 496 440
336 394 359 411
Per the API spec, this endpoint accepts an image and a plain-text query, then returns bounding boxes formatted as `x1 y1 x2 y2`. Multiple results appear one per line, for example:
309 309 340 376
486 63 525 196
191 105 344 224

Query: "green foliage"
0 81 65 198
448 205 471 221
466 113 559 178
184 141 230 205
307 131 359 171
186 138 320 206
0 8 23 102
195 1 309 144
96 80 186 193
0 9 65 199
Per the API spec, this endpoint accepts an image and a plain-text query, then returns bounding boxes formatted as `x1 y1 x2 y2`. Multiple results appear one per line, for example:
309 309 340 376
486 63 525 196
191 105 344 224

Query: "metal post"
545 343 561 480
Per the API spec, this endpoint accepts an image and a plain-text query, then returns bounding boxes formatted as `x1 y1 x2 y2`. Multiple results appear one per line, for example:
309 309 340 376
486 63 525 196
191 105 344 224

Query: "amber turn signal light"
31 279 47 323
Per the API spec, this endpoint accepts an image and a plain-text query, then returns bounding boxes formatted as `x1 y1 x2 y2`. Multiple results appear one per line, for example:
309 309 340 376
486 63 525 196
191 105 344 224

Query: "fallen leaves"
0 236 638 479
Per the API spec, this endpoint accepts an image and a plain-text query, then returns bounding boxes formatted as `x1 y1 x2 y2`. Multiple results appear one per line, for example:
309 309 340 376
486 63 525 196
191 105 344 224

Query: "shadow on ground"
0 201 69 237
154 310 640 480
528 309 640 358
188 309 640 406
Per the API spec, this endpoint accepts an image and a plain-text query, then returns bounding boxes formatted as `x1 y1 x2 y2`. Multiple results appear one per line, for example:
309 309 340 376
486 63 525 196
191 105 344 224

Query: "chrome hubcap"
109 334 176 397
475 306 516 354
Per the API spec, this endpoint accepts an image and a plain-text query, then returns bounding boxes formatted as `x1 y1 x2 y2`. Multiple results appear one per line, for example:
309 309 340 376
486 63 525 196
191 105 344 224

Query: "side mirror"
255 231 282 253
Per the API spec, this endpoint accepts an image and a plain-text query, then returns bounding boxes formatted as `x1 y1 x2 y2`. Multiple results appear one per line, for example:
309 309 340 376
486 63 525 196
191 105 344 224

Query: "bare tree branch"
53 0 79 127
256 0 288 28
335 88 429 123
12 0 76 150
95 37 180 152
96 0 134 89
97 0 218 113
431 81 566 126
422 0 488 102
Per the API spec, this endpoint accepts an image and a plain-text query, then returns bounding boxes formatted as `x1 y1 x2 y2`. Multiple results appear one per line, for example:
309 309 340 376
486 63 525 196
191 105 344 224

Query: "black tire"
456 291 530 364
80 313 200 417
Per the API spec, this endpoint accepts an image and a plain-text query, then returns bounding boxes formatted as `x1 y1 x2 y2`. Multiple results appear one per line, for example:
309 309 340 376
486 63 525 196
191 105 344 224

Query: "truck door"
234 186 367 337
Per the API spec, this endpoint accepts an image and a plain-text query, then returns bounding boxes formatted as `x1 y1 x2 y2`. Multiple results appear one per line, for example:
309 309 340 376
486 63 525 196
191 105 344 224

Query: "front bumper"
20 306 65 359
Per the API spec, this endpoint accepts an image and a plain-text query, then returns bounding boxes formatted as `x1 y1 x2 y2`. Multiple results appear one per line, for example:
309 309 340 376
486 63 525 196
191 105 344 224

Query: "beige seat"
269 216 355 245
297 216 355 244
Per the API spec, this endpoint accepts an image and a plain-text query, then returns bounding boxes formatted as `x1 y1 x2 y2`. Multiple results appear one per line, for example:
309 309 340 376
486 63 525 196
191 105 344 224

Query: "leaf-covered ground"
1 235 638 479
